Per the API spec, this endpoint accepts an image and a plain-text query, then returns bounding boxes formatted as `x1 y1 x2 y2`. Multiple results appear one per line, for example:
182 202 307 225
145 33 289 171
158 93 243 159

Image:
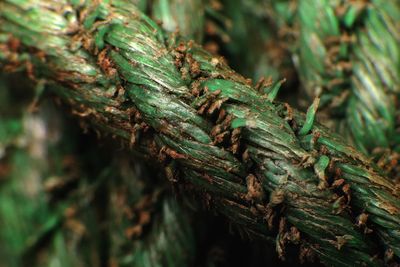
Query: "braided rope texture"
297 0 400 158
0 0 400 266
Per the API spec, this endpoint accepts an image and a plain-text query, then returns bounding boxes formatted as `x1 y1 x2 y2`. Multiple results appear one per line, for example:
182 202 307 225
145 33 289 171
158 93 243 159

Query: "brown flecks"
208 98 228 115
269 189 285 207
242 149 250 162
124 192 158 239
64 205 78 218
288 226 301 244
205 21 218 36
175 42 187 53
334 166 343 179
320 145 329 155
230 143 240 155
185 53 201 77
284 103 293 121
244 78 252 86
279 217 286 233
125 225 143 239
197 89 221 115
278 224 302 261
384 248 394 262
164 164 178 183
127 107 142 122
230 128 241 154
216 109 227 124
65 218 86 236
64 206 86 236
204 193 212 209
255 76 273 92
264 205 275 230
213 130 229 145
332 195 347 215
335 1 368 18
299 154 316 168
211 115 232 137
203 173 214 184
129 130 137 148
147 140 159 159
204 41 219 54
380 201 400 215
245 174 265 202
1 36 26 72
138 210 151 225
211 124 222 137
299 244 316 264
71 105 95 117
26 60 36 80
209 0 223 10
81 33 94 51
249 206 259 215
35 50 47 62
159 146 188 160
211 57 221 66
0 162 10 179
342 183 351 203
312 131 321 145
190 80 201 96
330 235 352 250
174 52 184 69
220 114 233 129
276 235 286 260
332 178 345 188
97 48 117 77
173 42 196 79
180 65 190 80
337 61 352 71
7 36 20 52
357 213 368 226
276 217 287 259
44 176 66 192
104 106 119 114
374 148 400 178
340 32 356 43
327 77 346 90
198 101 210 115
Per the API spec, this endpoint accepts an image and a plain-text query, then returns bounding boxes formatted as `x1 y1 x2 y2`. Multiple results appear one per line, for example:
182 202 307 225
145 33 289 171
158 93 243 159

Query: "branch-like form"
1 1 400 265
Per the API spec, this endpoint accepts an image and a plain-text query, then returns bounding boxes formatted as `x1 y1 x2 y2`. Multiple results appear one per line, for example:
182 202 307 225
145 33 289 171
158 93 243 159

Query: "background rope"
1 0 400 265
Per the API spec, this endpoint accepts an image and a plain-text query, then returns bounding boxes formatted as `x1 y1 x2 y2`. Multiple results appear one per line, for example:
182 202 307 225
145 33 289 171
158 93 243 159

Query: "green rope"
152 0 205 43
1 1 400 265
0 75 196 267
297 0 400 159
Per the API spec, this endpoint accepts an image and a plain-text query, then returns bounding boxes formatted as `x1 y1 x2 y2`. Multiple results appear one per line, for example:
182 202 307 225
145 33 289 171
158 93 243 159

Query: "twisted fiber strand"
0 75 196 267
1 1 400 265
216 0 296 88
297 0 400 159
109 2 201 266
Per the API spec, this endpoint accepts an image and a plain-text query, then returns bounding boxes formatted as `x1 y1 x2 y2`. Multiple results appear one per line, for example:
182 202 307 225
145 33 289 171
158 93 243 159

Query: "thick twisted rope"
297 0 400 165
1 1 400 265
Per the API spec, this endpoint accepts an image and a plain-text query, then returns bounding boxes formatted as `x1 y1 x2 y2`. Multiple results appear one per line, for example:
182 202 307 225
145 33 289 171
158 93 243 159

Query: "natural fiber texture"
0 74 196 267
1 1 400 266
297 0 400 162
216 0 296 87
